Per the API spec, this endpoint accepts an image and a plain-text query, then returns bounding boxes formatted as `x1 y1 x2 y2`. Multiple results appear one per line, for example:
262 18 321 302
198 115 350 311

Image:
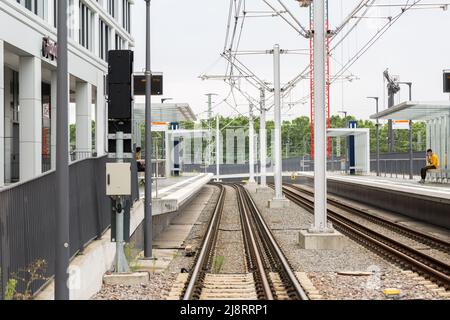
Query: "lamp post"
144 0 153 259
398 82 413 180
367 97 380 177
55 0 70 300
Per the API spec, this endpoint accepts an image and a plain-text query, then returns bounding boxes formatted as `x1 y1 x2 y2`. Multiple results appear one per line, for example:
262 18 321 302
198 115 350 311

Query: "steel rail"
237 184 309 300
279 185 450 289
183 183 226 300
286 183 450 252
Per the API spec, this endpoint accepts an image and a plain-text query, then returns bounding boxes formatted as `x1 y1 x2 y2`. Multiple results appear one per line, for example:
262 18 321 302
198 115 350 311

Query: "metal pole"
115 132 130 272
312 0 328 232
155 140 159 198
273 44 283 199
408 83 413 180
144 0 153 258
215 115 220 181
259 88 267 187
249 104 255 183
368 97 380 176
376 98 380 177
55 0 70 300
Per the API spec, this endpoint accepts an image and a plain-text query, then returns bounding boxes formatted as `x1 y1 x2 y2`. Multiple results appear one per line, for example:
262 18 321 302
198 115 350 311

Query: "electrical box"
106 163 131 196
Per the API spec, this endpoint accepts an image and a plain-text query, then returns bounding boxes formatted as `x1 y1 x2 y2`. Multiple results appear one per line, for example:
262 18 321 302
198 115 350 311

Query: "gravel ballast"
248 186 449 300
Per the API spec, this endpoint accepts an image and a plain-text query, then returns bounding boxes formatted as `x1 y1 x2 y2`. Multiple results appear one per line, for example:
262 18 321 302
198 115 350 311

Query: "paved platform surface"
297 172 450 200
153 185 215 249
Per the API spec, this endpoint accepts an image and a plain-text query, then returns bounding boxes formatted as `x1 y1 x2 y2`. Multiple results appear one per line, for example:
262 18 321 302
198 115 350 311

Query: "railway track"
179 183 308 300
273 183 450 289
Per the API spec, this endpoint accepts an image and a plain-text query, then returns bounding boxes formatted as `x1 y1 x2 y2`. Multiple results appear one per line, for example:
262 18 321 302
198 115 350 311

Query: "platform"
139 173 213 215
295 172 450 229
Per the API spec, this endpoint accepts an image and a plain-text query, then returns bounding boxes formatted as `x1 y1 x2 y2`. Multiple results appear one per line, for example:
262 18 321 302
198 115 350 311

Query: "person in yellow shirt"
419 149 439 184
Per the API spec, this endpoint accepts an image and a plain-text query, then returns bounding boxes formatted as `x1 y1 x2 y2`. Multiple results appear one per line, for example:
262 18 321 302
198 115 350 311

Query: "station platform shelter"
133 101 197 178
371 101 450 180
327 128 371 175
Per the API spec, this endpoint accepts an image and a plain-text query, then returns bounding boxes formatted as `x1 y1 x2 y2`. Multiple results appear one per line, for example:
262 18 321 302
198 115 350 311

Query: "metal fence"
0 155 139 299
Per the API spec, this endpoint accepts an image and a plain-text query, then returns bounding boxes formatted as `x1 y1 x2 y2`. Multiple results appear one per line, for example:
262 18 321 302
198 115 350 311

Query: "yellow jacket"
427 154 439 168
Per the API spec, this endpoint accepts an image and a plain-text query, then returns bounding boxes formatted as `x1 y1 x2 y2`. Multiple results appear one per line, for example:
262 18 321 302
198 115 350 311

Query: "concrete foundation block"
298 229 347 250
103 272 149 286
268 198 290 209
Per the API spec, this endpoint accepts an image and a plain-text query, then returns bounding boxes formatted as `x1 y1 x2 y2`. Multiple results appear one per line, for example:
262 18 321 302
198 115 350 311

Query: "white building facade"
0 0 134 186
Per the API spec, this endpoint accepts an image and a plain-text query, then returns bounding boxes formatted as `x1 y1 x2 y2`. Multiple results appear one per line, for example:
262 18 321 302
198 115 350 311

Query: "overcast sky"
130 0 450 122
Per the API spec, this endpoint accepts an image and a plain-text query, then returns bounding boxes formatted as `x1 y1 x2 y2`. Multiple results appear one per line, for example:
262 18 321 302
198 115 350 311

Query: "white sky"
130 0 450 122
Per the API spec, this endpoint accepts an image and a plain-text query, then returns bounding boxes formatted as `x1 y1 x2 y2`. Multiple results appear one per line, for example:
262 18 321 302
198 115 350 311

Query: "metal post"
155 140 159 198
248 104 255 183
55 0 70 300
115 132 130 272
408 83 413 180
273 44 283 199
144 0 153 258
312 0 328 232
259 88 267 187
368 97 380 176
215 115 220 181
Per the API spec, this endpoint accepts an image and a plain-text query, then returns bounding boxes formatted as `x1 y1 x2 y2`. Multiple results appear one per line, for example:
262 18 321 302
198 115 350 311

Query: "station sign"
392 120 410 130
444 71 450 93
134 73 163 96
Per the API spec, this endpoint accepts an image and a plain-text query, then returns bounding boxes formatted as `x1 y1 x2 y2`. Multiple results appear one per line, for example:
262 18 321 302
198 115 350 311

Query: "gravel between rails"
213 185 246 274
248 187 449 300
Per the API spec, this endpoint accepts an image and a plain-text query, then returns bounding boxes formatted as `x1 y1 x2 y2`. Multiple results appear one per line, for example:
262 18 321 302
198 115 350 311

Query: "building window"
115 34 124 50
122 0 130 32
79 1 93 50
99 19 110 61
17 0 48 20
107 0 115 18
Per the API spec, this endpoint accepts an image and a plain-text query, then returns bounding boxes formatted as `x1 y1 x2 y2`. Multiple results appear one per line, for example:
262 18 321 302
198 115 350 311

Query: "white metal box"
106 163 131 196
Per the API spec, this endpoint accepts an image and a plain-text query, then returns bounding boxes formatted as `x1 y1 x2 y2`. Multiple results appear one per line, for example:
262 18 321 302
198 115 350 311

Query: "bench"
426 169 450 183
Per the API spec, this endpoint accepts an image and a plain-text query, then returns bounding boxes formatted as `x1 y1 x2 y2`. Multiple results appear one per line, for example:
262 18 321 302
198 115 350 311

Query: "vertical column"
273 44 283 199
226 129 235 164
96 74 106 155
75 82 92 155
72 0 80 43
215 115 220 181
248 104 255 183
51 70 57 169
193 122 203 165
259 88 267 187
312 0 328 231
165 131 172 177
0 40 4 186
19 56 42 181
93 12 100 57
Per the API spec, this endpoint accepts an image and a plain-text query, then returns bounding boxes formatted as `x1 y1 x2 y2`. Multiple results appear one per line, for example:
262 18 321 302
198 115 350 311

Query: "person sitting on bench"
136 147 145 172
419 149 439 184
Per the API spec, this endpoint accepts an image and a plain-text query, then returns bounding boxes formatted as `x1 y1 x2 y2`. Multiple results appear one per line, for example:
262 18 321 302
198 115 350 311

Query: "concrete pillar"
19 56 42 181
51 71 57 169
75 82 92 155
96 74 106 155
0 40 4 186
